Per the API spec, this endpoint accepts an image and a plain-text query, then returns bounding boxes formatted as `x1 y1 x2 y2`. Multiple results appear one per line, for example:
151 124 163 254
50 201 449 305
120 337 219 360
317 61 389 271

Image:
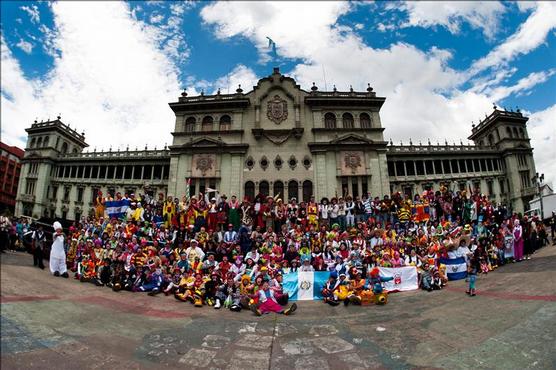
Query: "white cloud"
16 38 34 54
213 64 258 94
471 2 556 74
1 2 184 151
488 70 556 101
20 4 40 24
526 104 556 187
199 0 554 162
401 1 506 39
150 13 164 24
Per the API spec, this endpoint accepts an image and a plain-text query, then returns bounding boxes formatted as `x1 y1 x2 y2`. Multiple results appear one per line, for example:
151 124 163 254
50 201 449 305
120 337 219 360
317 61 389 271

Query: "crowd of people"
1 186 554 314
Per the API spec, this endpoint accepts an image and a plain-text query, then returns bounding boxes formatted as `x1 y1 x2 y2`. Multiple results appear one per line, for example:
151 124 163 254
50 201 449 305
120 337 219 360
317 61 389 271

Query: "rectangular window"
99 166 106 178
416 161 424 176
77 166 83 178
107 166 115 179
52 186 58 199
442 160 451 174
466 159 474 172
133 165 142 180
451 159 459 174
124 166 132 179
77 187 84 202
500 179 505 194
473 159 480 172
493 159 499 171
487 159 493 172
434 160 442 174
352 178 358 198
395 162 405 176
406 161 415 176
143 165 152 180
425 160 434 174
362 178 368 196
64 186 71 201
387 162 395 176
487 181 493 195
153 165 162 180
458 159 466 172
163 165 170 180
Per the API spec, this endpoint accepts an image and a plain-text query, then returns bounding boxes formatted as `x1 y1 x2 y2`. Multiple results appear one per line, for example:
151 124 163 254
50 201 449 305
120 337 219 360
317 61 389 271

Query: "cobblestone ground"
2 242 556 370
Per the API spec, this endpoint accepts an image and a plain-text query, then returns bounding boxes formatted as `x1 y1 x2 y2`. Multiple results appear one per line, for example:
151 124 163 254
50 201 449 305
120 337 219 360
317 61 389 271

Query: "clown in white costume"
50 222 69 278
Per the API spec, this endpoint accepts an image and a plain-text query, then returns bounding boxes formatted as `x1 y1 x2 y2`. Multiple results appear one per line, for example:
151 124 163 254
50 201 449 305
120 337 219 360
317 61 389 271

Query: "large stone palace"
15 68 538 220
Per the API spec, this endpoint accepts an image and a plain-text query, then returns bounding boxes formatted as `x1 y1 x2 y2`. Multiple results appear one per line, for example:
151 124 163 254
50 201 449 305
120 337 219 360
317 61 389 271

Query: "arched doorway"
288 180 298 201
244 181 255 201
302 180 313 202
259 181 269 197
273 181 284 199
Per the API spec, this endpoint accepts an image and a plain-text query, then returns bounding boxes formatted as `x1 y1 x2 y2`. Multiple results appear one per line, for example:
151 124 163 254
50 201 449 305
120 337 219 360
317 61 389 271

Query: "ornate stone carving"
340 151 365 175
192 154 216 177
266 95 288 124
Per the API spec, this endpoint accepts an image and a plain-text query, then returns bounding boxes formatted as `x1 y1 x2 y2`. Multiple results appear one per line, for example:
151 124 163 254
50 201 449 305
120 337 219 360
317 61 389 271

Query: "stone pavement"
2 244 556 370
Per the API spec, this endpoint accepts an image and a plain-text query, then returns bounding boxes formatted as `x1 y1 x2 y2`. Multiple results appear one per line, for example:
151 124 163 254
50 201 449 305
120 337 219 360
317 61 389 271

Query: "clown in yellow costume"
307 201 319 228
163 196 176 228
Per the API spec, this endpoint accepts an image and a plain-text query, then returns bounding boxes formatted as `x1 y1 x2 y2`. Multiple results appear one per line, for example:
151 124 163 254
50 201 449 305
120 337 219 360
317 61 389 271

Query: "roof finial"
333 84 337 92
236 84 243 94
367 83 373 92
57 113 61 120
493 103 497 110
181 89 188 97
311 82 318 92
428 138 431 145
217 88 221 95
349 85 353 92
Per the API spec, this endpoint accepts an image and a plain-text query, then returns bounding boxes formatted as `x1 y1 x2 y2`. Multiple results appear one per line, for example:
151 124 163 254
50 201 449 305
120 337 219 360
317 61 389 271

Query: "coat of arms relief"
266 95 288 124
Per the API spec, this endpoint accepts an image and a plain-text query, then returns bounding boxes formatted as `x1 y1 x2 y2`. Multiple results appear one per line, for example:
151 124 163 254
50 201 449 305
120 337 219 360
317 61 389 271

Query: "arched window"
324 113 336 129
61 142 68 154
30 138 36 148
219 115 231 131
506 127 512 138
288 180 299 201
244 181 255 201
259 181 269 197
513 127 518 138
43 136 49 147
360 113 372 128
342 113 354 129
201 116 214 132
37 137 43 148
488 134 494 147
302 180 313 202
185 117 196 133
72 148 78 154
273 181 284 199
519 128 525 138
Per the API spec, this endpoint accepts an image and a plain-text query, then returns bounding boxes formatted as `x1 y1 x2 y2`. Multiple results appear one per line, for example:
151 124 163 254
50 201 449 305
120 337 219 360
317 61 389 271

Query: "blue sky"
1 1 555 183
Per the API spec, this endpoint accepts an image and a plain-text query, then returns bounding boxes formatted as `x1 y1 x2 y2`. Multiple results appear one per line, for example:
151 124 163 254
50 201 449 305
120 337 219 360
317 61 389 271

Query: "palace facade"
15 68 538 220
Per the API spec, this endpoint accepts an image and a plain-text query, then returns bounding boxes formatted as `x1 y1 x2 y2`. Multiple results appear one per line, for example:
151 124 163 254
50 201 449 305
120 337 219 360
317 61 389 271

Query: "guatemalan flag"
104 199 131 219
439 257 467 280
282 271 330 301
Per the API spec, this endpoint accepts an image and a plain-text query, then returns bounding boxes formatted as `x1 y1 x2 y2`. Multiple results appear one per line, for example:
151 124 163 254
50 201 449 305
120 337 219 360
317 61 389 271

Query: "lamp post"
532 173 544 222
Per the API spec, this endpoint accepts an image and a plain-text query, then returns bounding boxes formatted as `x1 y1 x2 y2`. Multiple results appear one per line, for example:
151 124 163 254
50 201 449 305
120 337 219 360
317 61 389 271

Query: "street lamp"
532 173 544 222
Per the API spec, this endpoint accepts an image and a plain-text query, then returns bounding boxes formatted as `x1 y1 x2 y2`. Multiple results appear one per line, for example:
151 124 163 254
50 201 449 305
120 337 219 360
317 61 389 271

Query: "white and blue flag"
439 257 467 280
104 199 131 219
282 271 330 301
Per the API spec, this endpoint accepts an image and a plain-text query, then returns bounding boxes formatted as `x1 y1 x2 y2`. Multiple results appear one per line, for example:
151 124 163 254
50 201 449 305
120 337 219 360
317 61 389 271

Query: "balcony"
521 187 537 197
20 194 36 203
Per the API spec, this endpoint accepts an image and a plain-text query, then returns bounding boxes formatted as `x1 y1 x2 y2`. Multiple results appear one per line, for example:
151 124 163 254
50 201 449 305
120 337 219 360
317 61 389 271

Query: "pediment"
330 134 374 145
187 137 223 147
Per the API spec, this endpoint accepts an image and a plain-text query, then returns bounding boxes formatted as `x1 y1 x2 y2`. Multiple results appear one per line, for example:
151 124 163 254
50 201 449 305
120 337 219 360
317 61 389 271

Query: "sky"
1 1 555 185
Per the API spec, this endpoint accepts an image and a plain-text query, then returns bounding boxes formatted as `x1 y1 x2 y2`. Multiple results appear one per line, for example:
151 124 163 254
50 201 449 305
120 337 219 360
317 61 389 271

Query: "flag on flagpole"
185 178 191 201
266 36 277 58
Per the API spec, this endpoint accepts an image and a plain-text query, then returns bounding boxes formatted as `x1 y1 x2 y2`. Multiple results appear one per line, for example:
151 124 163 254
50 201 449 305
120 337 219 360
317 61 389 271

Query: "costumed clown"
50 221 69 278
364 267 393 305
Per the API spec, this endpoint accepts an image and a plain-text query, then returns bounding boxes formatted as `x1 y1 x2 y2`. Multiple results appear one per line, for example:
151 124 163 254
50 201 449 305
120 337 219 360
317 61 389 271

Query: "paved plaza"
1 245 556 370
